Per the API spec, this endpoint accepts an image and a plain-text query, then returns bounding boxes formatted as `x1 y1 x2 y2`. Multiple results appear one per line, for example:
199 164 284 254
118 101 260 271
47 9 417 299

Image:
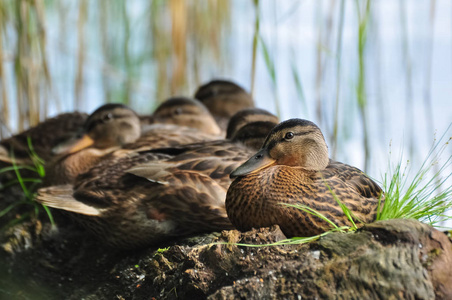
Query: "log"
0 218 451 299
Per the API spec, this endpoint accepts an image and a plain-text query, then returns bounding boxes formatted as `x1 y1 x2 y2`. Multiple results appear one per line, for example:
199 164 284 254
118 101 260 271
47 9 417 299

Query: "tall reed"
250 0 260 97
399 0 414 159
0 1 10 139
331 0 345 159
356 0 371 172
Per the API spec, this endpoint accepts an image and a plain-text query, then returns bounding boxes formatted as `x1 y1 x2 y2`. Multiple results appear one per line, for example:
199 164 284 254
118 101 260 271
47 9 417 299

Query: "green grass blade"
0 165 41 173
42 204 55 226
227 226 351 247
322 179 359 230
0 200 30 218
281 202 340 230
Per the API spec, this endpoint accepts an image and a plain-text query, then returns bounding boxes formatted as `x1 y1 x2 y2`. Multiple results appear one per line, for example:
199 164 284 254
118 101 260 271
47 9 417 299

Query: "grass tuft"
0 137 54 230
377 129 452 227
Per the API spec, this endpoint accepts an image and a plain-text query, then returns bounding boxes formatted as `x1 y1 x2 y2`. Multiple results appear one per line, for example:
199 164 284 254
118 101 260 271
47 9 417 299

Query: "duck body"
226 118 384 237
129 124 220 152
227 163 383 237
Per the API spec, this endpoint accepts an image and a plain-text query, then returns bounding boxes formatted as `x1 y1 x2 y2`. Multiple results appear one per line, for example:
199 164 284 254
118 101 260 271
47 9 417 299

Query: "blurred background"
0 0 451 185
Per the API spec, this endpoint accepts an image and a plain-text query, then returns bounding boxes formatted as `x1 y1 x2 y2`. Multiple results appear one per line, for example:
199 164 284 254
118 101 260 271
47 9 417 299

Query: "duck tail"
35 185 102 216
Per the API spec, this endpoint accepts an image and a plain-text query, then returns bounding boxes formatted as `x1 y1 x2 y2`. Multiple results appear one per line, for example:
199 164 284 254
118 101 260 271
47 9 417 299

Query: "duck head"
227 108 279 151
152 97 221 135
53 104 141 154
230 118 329 178
226 108 279 140
194 80 255 130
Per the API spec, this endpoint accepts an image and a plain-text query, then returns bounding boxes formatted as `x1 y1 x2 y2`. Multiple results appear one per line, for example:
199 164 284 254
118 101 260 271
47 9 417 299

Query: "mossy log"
1 219 451 299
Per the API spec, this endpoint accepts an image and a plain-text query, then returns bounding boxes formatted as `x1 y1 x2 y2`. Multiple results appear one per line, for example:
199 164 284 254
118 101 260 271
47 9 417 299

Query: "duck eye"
284 132 294 140
174 108 183 115
102 113 113 122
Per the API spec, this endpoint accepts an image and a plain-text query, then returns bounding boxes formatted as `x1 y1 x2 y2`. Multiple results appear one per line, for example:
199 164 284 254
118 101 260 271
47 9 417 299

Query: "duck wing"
131 142 253 189
127 165 233 232
126 124 220 152
326 160 384 200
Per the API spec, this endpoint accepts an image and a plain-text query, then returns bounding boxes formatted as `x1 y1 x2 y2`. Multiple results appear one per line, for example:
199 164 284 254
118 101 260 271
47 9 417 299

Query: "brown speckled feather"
130 140 257 190
327 159 383 199
124 124 220 152
37 150 232 248
227 164 383 237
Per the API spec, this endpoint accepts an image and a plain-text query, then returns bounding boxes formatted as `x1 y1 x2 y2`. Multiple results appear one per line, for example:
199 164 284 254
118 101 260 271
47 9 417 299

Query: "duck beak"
230 148 275 179
52 134 94 155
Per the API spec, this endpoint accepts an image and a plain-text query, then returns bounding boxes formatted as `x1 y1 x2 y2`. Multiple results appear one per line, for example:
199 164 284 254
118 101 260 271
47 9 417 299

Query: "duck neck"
300 140 329 171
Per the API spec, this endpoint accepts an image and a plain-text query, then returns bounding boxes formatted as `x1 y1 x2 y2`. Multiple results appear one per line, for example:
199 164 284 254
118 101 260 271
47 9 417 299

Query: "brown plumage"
44 104 141 185
148 96 222 136
35 108 279 248
46 99 222 185
226 118 384 237
130 108 279 189
127 97 222 152
0 112 87 164
194 80 255 131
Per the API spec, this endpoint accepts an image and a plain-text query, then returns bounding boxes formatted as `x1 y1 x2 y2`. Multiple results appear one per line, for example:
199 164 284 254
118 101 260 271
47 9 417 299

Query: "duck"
0 111 88 165
35 108 279 248
43 103 141 186
194 80 255 131
129 97 222 151
225 107 279 150
226 118 384 238
148 96 222 136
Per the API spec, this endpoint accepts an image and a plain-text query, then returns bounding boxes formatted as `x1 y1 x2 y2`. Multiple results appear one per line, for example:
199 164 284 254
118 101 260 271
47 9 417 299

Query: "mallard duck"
226 118 384 238
130 97 222 151
194 80 255 131
0 112 88 165
149 97 222 136
35 108 278 248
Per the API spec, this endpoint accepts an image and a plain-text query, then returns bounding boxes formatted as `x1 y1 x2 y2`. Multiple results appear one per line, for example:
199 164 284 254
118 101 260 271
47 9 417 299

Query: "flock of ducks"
0 80 384 249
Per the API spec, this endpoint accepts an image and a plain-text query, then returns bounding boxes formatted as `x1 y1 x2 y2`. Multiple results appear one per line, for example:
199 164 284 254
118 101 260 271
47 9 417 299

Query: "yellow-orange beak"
230 148 276 179
52 134 95 155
